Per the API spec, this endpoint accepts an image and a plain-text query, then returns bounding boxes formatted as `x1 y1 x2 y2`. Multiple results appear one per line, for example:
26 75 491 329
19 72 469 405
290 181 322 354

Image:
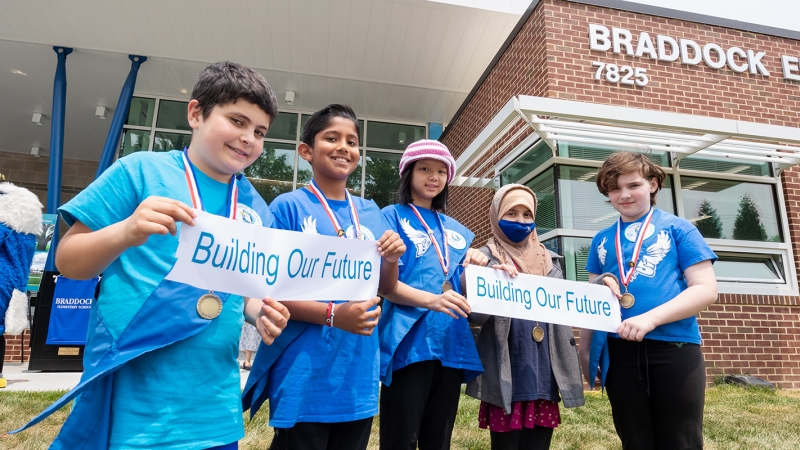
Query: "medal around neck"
442 280 453 292
614 208 654 309
620 291 635 309
532 324 544 342
197 291 223 320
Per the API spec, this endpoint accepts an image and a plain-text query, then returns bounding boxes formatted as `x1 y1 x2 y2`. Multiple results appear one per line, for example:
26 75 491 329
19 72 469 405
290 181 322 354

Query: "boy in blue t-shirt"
13 62 290 450
243 104 414 450
580 152 717 449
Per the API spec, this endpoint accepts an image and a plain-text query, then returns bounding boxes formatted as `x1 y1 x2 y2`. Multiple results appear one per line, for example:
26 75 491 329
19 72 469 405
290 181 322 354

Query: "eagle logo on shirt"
236 204 262 226
631 231 671 280
301 216 317 234
400 218 432 257
597 237 607 266
299 215 374 240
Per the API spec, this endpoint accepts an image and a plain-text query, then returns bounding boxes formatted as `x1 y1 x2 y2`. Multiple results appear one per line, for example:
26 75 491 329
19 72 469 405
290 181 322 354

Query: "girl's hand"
256 298 290 345
334 297 382 336
427 290 471 318
377 231 406 263
122 196 196 247
462 248 489 267
603 276 622 299
616 314 657 341
492 263 519 278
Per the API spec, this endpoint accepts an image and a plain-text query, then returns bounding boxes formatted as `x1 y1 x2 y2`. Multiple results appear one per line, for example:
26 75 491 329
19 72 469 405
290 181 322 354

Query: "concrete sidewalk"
2 352 256 392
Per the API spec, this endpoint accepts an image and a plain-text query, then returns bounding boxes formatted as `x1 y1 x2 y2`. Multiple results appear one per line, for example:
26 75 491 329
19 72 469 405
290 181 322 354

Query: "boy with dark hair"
243 104 410 450
581 151 717 450
12 61 290 450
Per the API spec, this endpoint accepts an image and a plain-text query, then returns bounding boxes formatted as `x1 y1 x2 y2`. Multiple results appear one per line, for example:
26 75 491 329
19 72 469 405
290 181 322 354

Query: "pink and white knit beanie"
398 140 457 184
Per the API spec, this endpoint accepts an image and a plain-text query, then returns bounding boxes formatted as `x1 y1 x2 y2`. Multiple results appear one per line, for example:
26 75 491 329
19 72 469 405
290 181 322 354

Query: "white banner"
465 265 621 332
165 211 380 301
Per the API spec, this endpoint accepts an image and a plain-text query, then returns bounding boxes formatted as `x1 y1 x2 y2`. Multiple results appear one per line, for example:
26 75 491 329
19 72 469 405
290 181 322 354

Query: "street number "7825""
591 62 648 87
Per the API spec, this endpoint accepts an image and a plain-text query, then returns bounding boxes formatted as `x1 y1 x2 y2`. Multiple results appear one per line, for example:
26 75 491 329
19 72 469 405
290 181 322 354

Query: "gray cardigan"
466 247 606 413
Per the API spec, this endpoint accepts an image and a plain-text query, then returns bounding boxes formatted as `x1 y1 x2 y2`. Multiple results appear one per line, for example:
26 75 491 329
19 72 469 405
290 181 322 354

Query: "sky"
428 0 800 33
624 0 800 33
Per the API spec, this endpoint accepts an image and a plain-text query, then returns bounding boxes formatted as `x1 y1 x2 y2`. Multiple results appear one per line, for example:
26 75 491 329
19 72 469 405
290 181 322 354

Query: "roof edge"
440 0 800 142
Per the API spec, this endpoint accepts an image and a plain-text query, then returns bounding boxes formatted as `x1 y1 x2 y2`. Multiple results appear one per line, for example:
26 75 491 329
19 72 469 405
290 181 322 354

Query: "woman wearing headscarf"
464 184 618 450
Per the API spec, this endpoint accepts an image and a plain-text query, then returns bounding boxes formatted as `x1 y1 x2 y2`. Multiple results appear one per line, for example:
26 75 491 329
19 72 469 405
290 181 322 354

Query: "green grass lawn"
3 386 799 449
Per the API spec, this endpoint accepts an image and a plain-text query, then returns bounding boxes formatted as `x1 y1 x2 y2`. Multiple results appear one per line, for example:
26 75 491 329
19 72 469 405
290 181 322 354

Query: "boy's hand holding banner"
166 211 380 301
465 265 621 332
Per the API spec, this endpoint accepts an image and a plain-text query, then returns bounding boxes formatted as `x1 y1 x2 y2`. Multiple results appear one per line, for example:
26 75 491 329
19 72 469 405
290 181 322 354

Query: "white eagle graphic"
400 218 432 257
631 230 671 280
597 237 608 265
301 216 318 234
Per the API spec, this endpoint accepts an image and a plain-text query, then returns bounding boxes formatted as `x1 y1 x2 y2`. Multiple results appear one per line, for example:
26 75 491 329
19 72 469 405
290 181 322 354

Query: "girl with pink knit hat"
378 139 488 450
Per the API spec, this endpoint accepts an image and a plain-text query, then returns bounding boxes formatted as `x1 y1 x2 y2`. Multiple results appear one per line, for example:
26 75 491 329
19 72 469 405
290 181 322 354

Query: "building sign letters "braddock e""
588 24 800 87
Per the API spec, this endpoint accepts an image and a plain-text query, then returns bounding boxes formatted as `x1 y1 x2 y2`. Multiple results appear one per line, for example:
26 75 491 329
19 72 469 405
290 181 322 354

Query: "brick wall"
441 0 800 388
2 150 97 362
3 331 31 363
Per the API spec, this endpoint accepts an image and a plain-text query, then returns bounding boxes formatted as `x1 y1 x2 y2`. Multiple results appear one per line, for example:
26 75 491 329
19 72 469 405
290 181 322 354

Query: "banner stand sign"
465 265 621 332
46 276 99 345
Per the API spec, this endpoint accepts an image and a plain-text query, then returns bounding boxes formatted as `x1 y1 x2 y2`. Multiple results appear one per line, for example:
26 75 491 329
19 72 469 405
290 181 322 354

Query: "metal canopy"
450 96 800 187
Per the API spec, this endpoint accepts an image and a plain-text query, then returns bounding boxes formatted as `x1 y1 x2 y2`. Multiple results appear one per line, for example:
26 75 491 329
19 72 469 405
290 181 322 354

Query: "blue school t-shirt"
59 150 273 449
266 187 389 427
585 208 717 344
379 204 482 383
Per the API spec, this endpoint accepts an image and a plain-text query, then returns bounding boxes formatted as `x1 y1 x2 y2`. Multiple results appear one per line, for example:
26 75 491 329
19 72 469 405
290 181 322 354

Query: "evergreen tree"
732 193 767 241
694 199 724 239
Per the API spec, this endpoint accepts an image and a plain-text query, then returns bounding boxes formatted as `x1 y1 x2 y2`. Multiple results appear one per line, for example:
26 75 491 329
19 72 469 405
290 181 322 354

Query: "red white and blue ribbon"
182 148 238 219
615 207 655 289
307 179 362 239
409 204 449 275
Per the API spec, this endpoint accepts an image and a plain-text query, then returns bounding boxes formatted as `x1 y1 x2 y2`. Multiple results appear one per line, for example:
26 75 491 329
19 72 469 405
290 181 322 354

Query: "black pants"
268 418 372 450
0 334 5 374
489 427 554 450
379 360 463 450
606 338 706 450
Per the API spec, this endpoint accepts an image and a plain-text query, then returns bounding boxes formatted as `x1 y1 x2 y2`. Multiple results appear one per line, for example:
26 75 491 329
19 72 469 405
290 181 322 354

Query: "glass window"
525 168 557 235
125 97 155 127
153 132 191 152
502 141 552 185
365 151 401 208
266 112 298 141
681 176 781 242
245 142 297 203
118 129 150 158
558 166 674 231
680 155 770 177
366 121 425 150
563 237 593 282
300 114 363 144
557 141 670 167
713 254 784 283
156 100 191 131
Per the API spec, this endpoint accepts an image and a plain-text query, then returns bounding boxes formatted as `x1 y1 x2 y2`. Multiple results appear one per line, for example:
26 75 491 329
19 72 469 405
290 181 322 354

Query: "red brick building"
441 0 800 388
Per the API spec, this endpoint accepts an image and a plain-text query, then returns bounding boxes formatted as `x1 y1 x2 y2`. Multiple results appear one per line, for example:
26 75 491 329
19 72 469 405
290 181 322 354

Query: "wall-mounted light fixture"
32 112 43 125
398 132 407 145
285 90 295 105
95 106 107 119
31 146 41 157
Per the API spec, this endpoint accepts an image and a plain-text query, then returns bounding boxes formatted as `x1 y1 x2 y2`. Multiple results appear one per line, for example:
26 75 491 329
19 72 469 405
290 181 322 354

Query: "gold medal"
442 281 453 292
197 291 223 319
620 292 635 309
337 229 345 237
532 324 545 342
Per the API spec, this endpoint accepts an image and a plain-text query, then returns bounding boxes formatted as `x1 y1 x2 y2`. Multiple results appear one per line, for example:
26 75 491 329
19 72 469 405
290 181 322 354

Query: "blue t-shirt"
585 208 717 344
379 204 482 383
59 150 273 449
266 187 389 427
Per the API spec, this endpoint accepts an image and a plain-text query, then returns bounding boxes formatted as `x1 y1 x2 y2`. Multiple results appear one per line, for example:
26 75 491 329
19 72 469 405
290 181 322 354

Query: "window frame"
498 139 798 296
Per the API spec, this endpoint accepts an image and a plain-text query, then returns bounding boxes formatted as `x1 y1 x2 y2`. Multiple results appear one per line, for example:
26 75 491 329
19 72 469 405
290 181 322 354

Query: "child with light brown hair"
581 151 718 449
